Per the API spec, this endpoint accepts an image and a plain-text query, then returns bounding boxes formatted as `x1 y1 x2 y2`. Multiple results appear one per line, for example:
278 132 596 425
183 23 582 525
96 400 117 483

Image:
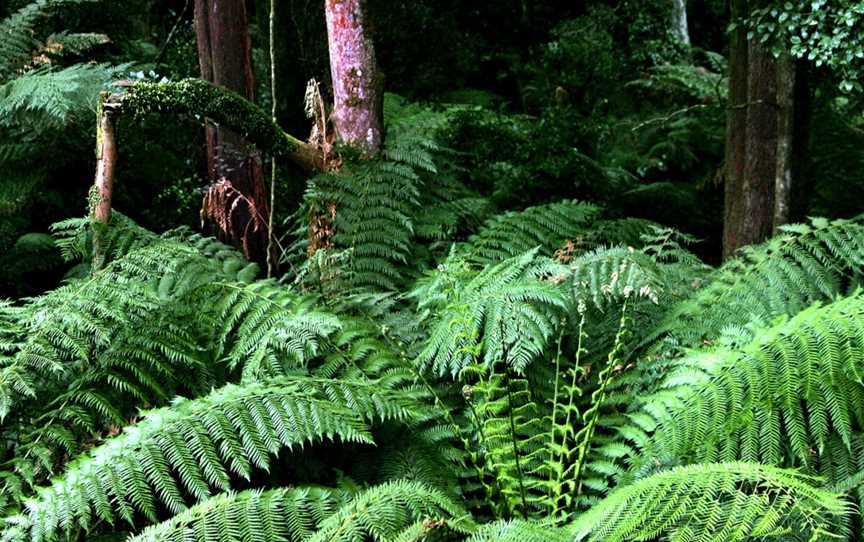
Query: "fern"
467 519 570 542
308 480 474 542
465 200 602 266
570 462 849 542
653 217 864 352
10 377 402 541
0 0 99 78
128 486 342 542
416 249 569 376
632 293 864 473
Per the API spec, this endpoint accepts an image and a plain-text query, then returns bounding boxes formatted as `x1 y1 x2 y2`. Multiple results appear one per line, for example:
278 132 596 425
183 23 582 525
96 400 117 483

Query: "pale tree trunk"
671 0 690 45
325 0 383 155
92 94 117 271
194 0 269 261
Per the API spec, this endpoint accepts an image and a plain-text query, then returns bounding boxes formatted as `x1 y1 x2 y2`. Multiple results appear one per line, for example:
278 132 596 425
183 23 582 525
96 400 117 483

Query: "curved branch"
105 78 322 172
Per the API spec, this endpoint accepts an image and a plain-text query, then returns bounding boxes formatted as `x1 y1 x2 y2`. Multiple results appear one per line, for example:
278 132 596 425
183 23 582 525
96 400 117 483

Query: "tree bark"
773 53 796 230
194 0 268 261
325 0 383 155
92 94 117 271
722 0 804 258
722 0 751 259
739 38 778 242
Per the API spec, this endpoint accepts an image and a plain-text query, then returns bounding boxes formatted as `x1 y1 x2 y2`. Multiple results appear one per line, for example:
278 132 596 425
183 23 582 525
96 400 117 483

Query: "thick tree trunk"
723 0 804 258
325 0 383 155
194 0 268 261
739 39 778 241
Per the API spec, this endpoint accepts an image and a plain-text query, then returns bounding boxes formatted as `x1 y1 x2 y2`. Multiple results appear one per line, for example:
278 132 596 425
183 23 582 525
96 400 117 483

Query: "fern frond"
417 249 569 376
128 486 342 542
14 379 376 541
308 480 475 542
570 462 849 542
653 217 864 352
466 200 602 266
634 293 864 472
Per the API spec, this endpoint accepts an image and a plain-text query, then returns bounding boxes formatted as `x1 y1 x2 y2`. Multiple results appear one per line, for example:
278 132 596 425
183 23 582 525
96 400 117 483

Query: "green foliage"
570 463 850 542
128 486 342 542
747 0 864 92
652 217 864 352
634 294 864 471
10 377 412 541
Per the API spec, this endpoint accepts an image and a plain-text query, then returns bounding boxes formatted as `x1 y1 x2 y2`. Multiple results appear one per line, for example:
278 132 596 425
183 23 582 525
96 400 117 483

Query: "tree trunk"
92 94 117 271
739 38 778 242
671 0 690 45
194 0 268 261
722 0 804 258
722 0 751 259
773 53 795 230
325 0 383 155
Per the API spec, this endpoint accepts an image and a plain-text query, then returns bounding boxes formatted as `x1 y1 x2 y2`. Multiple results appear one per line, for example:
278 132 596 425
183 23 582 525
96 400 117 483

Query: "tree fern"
10 377 402 541
0 0 99 78
632 293 864 472
308 480 474 542
416 249 569 377
652 217 864 352
464 200 602 266
127 486 342 542
570 462 849 542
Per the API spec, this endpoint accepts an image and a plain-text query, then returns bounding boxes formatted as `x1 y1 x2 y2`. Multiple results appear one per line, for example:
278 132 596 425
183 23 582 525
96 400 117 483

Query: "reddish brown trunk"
194 0 269 262
325 0 383 155
92 98 117 270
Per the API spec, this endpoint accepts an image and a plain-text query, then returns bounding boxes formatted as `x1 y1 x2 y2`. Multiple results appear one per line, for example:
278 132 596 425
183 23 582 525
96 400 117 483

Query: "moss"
118 79 304 159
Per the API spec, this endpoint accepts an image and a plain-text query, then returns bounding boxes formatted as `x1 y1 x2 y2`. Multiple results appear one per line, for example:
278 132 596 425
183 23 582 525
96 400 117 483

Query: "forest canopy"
1 0 864 541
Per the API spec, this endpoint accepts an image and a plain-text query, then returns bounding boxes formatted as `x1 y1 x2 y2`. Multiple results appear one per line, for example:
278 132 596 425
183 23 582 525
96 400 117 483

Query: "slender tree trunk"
722 0 750 259
324 0 383 154
671 0 690 45
773 53 796 230
194 0 268 261
92 94 117 271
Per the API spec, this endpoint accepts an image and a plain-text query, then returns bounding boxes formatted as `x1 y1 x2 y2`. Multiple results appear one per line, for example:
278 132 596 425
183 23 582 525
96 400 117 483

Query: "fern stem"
266 0 277 278
504 365 529 519
549 309 586 519
571 298 630 499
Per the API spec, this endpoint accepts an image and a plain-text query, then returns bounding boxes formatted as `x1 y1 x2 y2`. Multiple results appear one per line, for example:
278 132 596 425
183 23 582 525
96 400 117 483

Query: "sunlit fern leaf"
127 486 343 542
466 200 602 266
11 379 377 542
632 294 864 473
417 249 569 377
467 519 571 542
307 480 475 542
570 462 849 542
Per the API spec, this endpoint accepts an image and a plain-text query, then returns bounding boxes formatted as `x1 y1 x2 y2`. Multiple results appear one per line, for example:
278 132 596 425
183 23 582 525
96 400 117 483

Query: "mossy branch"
105 78 321 172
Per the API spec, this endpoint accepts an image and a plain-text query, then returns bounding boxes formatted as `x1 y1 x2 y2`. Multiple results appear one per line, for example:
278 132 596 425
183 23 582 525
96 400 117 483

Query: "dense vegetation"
3 0 864 541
